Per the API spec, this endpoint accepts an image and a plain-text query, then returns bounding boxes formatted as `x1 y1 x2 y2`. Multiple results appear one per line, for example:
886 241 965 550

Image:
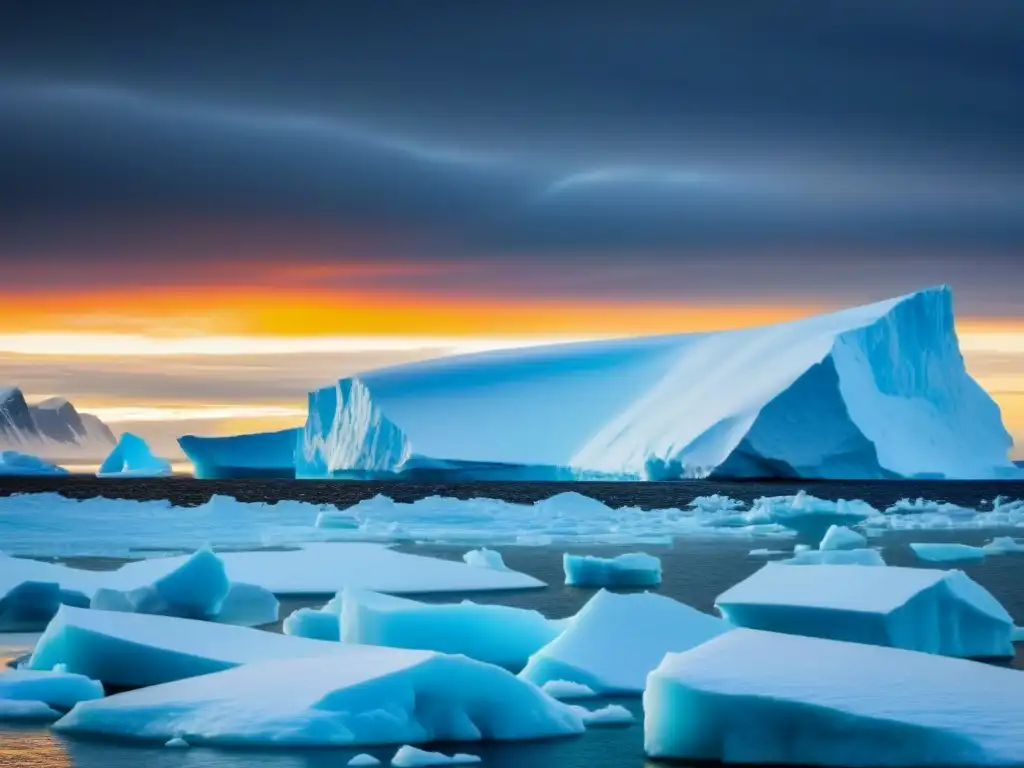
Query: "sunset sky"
1 1 1023 458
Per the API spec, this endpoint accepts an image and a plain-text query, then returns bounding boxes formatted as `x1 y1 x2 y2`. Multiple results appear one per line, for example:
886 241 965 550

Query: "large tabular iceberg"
644 629 1024 766
178 428 300 479
281 286 1013 480
53 652 585 747
716 563 1014 658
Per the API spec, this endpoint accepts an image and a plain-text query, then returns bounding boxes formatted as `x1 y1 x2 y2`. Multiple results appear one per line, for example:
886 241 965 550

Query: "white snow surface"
293 287 1014 480
97 433 172 477
519 590 731 693
53 652 585 747
462 548 509 571
716 564 1014 657
644 628 1024 766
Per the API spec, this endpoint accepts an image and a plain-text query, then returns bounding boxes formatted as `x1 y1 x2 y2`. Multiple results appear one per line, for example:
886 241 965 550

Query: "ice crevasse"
288 286 1014 480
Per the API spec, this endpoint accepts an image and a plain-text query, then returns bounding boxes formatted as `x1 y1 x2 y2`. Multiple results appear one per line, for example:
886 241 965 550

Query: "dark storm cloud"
1 0 1023 265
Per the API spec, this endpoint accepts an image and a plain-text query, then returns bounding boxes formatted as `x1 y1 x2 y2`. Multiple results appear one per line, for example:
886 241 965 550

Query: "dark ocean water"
2 479 1024 767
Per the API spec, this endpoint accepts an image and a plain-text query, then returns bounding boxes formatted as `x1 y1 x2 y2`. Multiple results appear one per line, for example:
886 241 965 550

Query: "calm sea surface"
2 479 1024 767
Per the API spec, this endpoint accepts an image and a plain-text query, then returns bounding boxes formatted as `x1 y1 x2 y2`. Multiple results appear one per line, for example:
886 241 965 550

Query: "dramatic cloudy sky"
1 1 1022 458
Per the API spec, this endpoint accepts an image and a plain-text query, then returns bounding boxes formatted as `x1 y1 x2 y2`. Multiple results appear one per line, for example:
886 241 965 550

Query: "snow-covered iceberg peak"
288 286 1012 480
297 378 411 478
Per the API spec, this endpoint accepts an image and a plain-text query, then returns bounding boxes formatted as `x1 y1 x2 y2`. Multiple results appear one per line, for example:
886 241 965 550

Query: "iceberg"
53 652 585 747
178 428 300 479
92 547 230 620
910 543 987 563
0 669 104 717
984 536 1024 553
540 680 597 700
0 554 95 630
391 746 480 767
781 548 886 566
27 605 352 687
0 450 68 476
285 287 1013 480
563 552 662 587
644 628 1024 766
165 737 190 748
569 704 635 726
0 699 61 721
716 563 1013 657
349 755 381 767
340 588 561 668
214 581 280 627
283 602 341 641
97 433 172 477
462 548 509 571
108 543 543 595
818 525 867 551
519 590 730 693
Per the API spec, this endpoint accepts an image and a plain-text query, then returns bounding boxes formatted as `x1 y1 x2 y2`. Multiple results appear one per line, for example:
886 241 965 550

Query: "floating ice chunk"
749 548 787 557
28 605 352 688
1014 626 1024 642
214 581 279 626
0 554 97 631
0 699 60 721
94 547 230 620
340 588 560 668
165 737 190 748
349 755 382 767
910 543 986 563
794 544 812 552
520 590 730 693
782 548 886 566
391 746 481 767
283 605 340 642
462 548 509 571
818 525 867 551
983 536 1024 554
644 628 1024 766
563 552 662 587
540 680 597 699
97 433 172 477
716 564 1013 657
570 704 634 726
108 543 543 595
0 669 103 713
54 652 585 747
0 451 67 476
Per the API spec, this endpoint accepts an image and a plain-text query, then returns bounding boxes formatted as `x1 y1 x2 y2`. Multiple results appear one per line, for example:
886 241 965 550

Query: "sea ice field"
3 478 1024 768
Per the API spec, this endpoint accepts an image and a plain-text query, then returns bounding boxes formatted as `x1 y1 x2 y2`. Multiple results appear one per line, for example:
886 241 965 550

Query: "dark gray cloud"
1 0 1023 280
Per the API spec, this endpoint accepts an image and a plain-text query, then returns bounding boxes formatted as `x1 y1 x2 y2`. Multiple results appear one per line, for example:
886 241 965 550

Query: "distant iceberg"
0 451 67 476
97 433 172 478
178 428 299 479
264 286 1011 480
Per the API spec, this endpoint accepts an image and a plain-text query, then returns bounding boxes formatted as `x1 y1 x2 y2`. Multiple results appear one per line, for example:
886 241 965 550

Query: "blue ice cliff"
187 286 1016 480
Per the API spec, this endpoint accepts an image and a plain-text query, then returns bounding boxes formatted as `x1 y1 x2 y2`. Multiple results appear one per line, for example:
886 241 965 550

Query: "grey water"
3 480 1024 767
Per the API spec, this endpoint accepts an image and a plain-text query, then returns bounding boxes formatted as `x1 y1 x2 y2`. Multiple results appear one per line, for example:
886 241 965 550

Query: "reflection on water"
0 727 72 768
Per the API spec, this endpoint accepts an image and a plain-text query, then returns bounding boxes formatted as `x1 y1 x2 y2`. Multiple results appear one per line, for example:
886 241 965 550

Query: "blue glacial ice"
214 581 280 626
28 605 353 687
716 563 1013 658
0 451 67 476
391 746 481 766
818 525 867 551
281 287 1014 481
0 669 104 721
348 755 381 767
984 536 1024 553
540 680 597 700
339 588 561 669
644 628 1024 766
97 433 172 477
910 543 988 563
520 589 731 693
284 595 342 641
178 427 300 479
563 552 662 587
568 704 635 727
781 548 886 566
53 651 586 747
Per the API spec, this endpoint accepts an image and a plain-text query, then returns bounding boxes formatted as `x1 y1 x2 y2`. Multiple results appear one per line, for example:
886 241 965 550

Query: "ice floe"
818 525 867 551
340 588 561 668
716 563 1013 658
520 589 730 693
390 746 481 766
644 628 1024 766
53 651 585 747
781 548 886 566
563 552 662 587
910 543 987 563
0 668 104 721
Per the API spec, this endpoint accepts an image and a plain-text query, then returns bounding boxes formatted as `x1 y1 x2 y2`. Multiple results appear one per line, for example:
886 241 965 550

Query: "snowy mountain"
0 388 116 458
287 286 1013 481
